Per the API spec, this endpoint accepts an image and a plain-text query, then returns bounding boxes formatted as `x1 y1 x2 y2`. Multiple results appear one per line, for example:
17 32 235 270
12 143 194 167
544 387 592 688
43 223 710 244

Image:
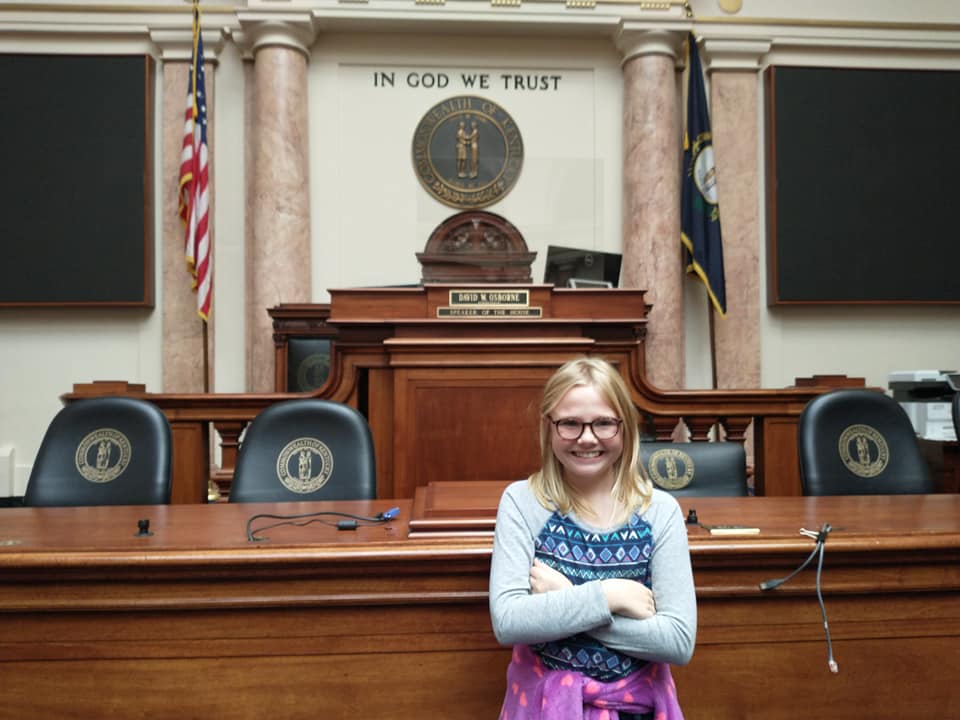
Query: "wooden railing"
64 287 866 502
64 374 863 503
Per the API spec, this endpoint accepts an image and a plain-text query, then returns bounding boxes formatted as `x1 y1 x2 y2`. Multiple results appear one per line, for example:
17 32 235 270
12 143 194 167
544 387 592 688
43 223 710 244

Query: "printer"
888 370 959 441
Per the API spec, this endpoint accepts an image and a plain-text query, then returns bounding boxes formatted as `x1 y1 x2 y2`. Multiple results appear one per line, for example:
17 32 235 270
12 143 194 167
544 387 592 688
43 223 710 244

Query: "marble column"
702 39 770 389
156 30 221 393
246 21 315 392
616 28 686 390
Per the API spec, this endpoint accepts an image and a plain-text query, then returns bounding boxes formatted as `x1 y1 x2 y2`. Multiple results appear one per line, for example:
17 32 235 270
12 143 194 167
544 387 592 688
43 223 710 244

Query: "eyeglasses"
549 416 623 440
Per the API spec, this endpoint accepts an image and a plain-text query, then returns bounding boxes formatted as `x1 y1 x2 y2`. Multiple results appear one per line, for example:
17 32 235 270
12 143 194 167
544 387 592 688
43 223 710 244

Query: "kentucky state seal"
412 95 523 209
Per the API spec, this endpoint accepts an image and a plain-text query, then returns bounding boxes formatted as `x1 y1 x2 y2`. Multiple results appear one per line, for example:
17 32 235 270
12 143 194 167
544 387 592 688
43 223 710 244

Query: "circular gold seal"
412 95 523 209
276 437 334 494
75 428 132 483
647 448 695 491
838 424 889 478
296 353 331 392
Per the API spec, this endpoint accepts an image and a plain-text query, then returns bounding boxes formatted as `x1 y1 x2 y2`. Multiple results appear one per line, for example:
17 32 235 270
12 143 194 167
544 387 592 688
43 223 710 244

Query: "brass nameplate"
437 289 542 318
450 289 528 306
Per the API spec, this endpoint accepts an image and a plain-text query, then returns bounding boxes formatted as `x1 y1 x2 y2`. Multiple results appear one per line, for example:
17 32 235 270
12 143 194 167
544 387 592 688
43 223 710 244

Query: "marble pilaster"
246 21 314 392
617 28 686 391
703 39 770 389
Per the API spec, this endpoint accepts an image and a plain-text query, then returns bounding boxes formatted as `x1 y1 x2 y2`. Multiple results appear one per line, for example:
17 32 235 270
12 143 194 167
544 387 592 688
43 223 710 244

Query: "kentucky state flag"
681 32 727 316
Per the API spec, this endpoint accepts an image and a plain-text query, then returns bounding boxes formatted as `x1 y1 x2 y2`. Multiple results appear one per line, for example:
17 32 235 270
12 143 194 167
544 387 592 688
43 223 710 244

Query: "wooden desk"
1 494 959 719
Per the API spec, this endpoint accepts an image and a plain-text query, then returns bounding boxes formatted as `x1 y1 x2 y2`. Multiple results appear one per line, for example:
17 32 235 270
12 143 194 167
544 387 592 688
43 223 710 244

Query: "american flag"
178 2 211 321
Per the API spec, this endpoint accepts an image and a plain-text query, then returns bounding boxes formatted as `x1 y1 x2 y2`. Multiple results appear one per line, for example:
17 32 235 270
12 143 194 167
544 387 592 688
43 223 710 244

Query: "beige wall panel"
308 34 624 298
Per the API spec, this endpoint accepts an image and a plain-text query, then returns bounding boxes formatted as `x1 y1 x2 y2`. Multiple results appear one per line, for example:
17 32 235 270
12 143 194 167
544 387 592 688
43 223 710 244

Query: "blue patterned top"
531 511 654 681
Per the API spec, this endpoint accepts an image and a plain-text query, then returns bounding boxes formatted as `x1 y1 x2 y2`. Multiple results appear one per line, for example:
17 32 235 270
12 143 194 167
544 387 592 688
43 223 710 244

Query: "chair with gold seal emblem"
798 389 933 495
639 441 749 497
229 399 377 503
24 396 172 507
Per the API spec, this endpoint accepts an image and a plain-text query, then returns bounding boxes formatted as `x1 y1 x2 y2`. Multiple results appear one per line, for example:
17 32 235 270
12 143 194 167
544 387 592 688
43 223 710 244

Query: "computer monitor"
543 246 622 288
567 278 613 289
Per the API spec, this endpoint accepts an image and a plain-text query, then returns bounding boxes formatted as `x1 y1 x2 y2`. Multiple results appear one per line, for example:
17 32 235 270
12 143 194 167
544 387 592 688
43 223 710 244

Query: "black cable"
246 507 399 542
814 533 839 673
758 536 821 591
759 522 838 673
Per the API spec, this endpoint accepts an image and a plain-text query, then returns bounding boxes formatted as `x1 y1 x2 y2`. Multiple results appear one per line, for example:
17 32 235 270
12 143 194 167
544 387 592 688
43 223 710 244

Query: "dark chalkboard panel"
765 65 960 305
0 54 154 307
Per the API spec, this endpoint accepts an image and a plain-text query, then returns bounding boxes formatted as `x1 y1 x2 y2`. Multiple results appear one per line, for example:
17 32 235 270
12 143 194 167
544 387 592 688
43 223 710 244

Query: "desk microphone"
759 523 838 674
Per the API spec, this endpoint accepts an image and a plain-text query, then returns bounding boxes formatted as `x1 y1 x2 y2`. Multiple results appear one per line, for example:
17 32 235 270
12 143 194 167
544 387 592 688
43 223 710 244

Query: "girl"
489 357 696 719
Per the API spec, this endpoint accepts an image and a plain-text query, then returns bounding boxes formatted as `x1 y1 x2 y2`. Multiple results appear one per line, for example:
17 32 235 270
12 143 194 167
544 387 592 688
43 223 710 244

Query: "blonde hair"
528 356 652 519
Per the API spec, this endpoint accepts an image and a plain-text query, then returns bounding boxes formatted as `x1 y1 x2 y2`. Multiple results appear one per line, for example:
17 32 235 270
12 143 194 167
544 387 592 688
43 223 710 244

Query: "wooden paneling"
391 367 549 497
1 495 958 718
3 606 507 719
756 416 803 496
169 420 209 504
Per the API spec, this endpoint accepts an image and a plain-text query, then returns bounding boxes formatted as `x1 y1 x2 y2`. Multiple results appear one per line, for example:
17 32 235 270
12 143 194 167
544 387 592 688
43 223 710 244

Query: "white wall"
308 33 624 300
211 39 248 394
761 306 960 390
0 311 163 494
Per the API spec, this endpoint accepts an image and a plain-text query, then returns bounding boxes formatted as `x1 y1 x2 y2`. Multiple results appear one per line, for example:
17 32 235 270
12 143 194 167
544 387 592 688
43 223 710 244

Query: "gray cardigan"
489 479 697 665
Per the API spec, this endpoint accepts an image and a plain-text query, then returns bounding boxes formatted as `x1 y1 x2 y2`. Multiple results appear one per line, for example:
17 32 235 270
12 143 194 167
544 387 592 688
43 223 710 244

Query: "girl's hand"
601 578 657 619
529 558 573 594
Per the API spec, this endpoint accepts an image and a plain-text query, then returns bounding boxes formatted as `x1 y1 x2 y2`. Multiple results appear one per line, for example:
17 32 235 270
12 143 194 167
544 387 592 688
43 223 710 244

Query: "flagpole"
201 319 210 393
708 300 718 390
681 31 727 390
180 0 212 393
195 0 209 395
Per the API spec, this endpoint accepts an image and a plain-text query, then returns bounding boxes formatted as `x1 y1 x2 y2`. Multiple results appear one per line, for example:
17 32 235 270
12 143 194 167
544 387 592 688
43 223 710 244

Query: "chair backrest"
24 397 172 507
639 441 749 497
798 389 934 496
229 399 377 503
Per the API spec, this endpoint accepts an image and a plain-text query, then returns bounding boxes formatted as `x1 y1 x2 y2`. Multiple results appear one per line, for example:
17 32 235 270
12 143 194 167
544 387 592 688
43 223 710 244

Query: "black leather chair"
24 397 172 507
286 338 332 392
229 399 377 503
798 389 934 495
639 441 749 497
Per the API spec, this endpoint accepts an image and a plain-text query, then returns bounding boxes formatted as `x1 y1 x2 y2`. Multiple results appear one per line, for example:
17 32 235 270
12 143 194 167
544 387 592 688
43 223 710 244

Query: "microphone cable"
759 522 838 673
246 506 400 542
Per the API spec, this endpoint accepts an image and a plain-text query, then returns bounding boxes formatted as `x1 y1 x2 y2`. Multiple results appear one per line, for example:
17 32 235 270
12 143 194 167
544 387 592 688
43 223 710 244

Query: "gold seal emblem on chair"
276 437 335 494
647 448 695 491
838 424 889 478
74 428 132 483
